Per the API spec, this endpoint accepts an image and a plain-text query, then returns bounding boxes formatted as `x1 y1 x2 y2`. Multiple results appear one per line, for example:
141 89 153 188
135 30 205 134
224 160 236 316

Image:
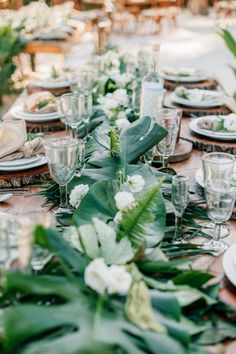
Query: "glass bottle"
140 44 164 119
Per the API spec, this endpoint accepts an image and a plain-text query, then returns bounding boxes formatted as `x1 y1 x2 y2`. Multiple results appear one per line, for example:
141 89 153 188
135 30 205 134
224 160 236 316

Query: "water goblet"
76 71 95 94
171 175 190 243
76 139 85 177
56 96 70 136
203 179 235 256
44 137 79 215
60 93 83 139
202 152 235 238
79 93 93 140
155 108 179 172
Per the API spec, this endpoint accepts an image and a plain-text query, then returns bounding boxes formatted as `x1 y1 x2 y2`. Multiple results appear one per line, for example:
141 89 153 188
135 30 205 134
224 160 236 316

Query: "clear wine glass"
76 139 85 177
56 96 70 136
76 71 95 94
171 175 190 243
203 179 235 256
155 108 179 171
202 152 235 239
60 93 83 139
44 137 79 215
79 93 93 140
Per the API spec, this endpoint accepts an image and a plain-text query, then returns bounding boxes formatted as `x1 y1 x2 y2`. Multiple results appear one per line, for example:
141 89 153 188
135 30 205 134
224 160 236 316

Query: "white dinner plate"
189 117 236 141
32 80 71 89
0 194 13 203
11 105 59 123
223 243 236 287
162 72 208 83
0 156 40 168
0 156 47 172
170 90 223 108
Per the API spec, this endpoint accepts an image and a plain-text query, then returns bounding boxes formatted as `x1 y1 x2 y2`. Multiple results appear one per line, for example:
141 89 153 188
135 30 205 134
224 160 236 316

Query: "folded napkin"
0 120 44 161
0 120 27 160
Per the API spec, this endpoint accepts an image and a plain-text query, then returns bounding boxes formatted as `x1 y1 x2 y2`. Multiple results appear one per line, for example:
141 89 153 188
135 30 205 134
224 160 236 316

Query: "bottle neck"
150 49 159 73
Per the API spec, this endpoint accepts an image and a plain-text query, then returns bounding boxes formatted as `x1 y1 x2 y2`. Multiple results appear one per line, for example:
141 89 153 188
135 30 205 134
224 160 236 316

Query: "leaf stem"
93 293 105 336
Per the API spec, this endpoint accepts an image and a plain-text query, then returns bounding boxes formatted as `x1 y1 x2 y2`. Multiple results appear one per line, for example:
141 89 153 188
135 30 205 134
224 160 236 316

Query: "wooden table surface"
0 134 235 353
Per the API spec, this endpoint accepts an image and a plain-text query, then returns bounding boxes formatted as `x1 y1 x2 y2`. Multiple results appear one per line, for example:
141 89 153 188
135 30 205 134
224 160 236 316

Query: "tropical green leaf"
218 28 236 57
173 270 214 289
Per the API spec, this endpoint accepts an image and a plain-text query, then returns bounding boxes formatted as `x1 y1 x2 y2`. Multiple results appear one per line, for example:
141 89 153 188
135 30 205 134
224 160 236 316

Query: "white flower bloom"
107 265 132 295
117 111 127 120
127 175 145 193
114 191 135 211
69 184 89 208
113 72 135 87
115 118 130 130
224 113 236 132
84 258 110 294
114 211 123 224
113 89 129 107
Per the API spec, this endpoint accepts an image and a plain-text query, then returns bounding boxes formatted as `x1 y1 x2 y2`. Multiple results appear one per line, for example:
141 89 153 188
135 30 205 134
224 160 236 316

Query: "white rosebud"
115 118 130 130
114 211 123 224
69 184 89 208
224 113 236 132
107 265 132 295
114 191 135 211
84 258 110 294
127 175 145 193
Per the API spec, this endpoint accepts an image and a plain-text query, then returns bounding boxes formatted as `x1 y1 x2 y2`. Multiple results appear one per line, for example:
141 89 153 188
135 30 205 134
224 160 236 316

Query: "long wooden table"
0 116 236 353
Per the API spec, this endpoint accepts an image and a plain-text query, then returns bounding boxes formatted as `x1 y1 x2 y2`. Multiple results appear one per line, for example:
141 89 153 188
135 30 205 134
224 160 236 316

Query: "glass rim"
202 152 235 164
172 174 190 182
43 137 79 149
60 92 77 100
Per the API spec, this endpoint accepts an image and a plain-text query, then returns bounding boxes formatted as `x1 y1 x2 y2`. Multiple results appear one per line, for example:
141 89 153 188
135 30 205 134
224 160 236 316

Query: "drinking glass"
76 71 95 94
60 93 83 139
56 96 70 136
171 175 190 243
79 93 93 140
44 137 79 214
202 152 235 238
155 108 179 170
203 179 235 255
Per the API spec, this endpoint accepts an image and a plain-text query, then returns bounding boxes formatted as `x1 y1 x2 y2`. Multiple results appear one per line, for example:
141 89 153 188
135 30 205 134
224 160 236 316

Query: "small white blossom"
69 184 89 208
127 175 145 193
85 258 132 295
114 211 123 224
106 265 132 295
114 191 135 211
224 113 236 132
113 89 129 107
84 258 110 294
115 118 130 130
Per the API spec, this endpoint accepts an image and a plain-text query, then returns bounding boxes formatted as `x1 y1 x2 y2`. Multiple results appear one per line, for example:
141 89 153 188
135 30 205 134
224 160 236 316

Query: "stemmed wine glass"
203 179 235 256
79 93 93 140
60 93 83 139
56 96 70 136
44 137 79 215
76 139 85 177
171 175 190 243
155 108 179 172
76 71 95 94
202 152 235 238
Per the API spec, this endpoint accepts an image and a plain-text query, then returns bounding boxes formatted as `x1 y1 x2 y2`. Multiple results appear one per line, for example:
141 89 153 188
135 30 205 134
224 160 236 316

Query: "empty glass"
44 137 79 214
203 179 235 255
155 108 179 170
56 96 69 136
76 71 95 94
76 139 85 177
79 93 93 140
171 175 190 243
60 93 83 139
202 152 235 238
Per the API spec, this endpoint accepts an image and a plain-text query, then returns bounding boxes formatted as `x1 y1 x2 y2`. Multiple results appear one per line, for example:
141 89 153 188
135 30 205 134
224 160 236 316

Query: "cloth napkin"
0 120 44 161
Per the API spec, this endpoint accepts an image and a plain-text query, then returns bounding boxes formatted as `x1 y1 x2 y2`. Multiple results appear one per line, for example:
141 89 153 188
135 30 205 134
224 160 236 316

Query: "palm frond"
118 179 164 251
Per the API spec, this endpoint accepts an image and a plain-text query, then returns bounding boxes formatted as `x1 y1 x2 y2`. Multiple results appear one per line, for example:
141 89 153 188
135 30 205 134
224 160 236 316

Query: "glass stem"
59 184 68 209
72 128 77 139
84 120 89 140
65 124 70 136
213 223 221 242
174 214 183 241
162 156 169 168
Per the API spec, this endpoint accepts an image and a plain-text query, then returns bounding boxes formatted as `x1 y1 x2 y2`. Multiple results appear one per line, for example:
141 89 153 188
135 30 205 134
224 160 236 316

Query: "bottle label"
140 83 164 118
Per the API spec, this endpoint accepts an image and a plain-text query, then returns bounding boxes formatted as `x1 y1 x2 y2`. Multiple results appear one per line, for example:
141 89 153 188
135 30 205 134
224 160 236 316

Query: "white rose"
114 211 123 224
107 265 132 295
113 89 129 107
115 118 130 130
84 258 110 294
224 113 236 132
127 175 145 193
69 184 89 208
114 191 135 211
